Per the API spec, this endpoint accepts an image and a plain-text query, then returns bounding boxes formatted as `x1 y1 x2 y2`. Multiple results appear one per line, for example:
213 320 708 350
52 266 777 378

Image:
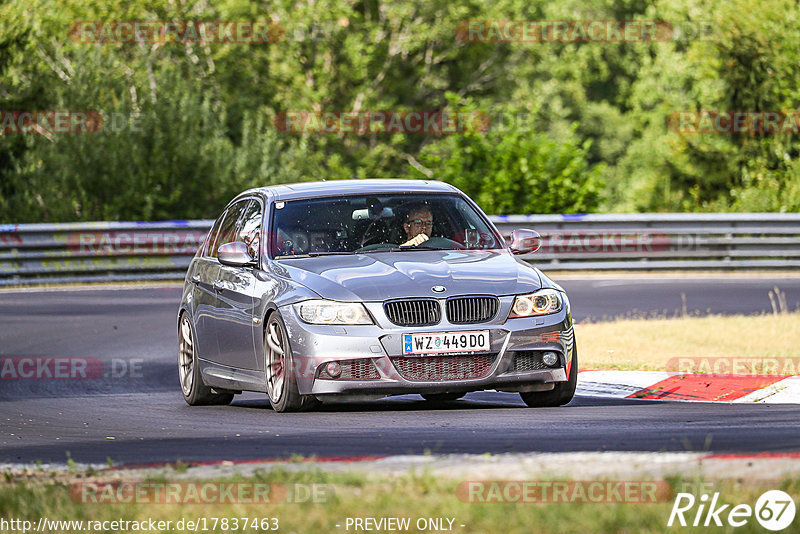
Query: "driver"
401 204 433 247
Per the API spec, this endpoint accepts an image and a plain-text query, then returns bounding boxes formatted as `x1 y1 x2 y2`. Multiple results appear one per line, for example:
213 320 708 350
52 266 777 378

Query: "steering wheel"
359 218 390 248
355 237 465 252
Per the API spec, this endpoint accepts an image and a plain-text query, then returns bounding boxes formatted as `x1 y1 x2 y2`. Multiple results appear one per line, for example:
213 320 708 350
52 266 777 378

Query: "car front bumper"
280 298 575 397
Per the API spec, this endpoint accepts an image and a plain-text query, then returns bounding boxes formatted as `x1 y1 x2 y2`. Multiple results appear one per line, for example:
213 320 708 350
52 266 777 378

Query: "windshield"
270 193 503 258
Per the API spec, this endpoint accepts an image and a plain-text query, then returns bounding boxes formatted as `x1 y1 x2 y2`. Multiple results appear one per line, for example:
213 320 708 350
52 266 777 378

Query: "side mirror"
218 242 255 267
508 229 541 255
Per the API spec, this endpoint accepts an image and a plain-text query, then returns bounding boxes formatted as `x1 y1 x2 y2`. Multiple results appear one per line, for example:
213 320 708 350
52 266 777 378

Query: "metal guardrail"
0 220 211 286
1 214 799 285
493 213 800 270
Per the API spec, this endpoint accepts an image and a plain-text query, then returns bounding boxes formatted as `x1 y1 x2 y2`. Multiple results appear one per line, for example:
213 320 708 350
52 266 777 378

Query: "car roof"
236 179 460 202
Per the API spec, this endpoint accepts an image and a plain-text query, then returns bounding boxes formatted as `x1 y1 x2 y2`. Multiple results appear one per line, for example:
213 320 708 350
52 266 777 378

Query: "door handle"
213 280 226 292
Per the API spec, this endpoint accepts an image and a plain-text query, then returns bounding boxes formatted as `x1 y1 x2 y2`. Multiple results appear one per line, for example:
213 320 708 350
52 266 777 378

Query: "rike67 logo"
669 490 796 531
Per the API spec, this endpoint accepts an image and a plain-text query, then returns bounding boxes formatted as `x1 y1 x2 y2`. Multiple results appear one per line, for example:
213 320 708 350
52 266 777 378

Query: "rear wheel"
178 313 234 406
422 392 465 402
519 343 578 408
265 312 320 413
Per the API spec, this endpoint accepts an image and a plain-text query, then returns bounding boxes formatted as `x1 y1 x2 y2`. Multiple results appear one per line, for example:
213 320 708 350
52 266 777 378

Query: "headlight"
293 300 373 325
509 289 563 318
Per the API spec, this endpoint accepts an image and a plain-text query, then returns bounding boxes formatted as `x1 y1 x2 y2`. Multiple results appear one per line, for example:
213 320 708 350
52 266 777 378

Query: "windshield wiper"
354 247 402 253
278 247 452 258
275 252 353 259
356 246 449 253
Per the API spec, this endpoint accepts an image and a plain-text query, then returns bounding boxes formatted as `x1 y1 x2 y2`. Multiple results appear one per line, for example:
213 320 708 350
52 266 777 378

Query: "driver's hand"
401 233 430 247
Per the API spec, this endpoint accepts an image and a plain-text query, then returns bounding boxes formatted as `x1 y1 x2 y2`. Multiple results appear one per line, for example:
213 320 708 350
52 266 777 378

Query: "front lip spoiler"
310 368 567 396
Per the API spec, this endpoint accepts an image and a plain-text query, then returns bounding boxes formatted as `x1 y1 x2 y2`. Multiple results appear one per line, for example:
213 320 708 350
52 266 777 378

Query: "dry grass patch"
578 313 800 371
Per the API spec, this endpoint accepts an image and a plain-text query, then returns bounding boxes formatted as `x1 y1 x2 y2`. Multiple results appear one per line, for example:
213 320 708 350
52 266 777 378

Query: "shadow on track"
0 361 177 401
230 392 668 412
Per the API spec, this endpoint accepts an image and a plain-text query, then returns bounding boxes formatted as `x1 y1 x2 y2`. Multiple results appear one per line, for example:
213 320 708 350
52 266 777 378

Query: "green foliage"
1 0 799 222
611 0 800 212
415 98 603 214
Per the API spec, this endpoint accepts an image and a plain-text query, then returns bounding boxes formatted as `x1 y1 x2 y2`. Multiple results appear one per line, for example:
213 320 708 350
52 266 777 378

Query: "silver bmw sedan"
178 179 577 412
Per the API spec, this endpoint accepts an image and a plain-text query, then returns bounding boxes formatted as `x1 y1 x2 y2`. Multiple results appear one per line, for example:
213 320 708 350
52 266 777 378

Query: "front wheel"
264 312 320 413
178 313 234 406
519 343 578 408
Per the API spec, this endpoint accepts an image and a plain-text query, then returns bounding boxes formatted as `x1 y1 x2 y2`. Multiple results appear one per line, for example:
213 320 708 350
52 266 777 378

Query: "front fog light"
325 361 342 378
542 351 559 367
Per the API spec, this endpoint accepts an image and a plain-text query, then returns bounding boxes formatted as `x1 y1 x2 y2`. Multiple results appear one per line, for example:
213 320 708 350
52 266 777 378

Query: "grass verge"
579 313 800 371
1 468 799 533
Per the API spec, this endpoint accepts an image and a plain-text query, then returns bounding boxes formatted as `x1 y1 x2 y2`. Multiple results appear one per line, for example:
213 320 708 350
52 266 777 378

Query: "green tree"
415 98 603 214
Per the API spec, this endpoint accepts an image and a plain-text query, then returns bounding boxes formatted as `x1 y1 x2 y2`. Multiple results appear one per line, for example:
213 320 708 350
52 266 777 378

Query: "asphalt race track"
1 276 799 465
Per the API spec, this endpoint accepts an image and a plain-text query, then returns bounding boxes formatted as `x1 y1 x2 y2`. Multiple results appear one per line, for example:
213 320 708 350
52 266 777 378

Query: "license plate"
402 330 490 355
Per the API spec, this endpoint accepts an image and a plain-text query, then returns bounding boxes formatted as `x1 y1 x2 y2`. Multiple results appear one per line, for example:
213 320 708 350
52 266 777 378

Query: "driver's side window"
237 200 262 260
203 213 225 257
211 200 248 258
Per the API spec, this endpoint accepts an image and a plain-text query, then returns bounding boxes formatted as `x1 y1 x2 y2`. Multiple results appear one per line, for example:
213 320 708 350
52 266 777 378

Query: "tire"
264 311 321 413
421 392 466 402
178 313 234 406
519 342 578 408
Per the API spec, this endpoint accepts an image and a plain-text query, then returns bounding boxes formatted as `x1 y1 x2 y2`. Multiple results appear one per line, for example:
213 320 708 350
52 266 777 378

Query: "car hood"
273 250 543 302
